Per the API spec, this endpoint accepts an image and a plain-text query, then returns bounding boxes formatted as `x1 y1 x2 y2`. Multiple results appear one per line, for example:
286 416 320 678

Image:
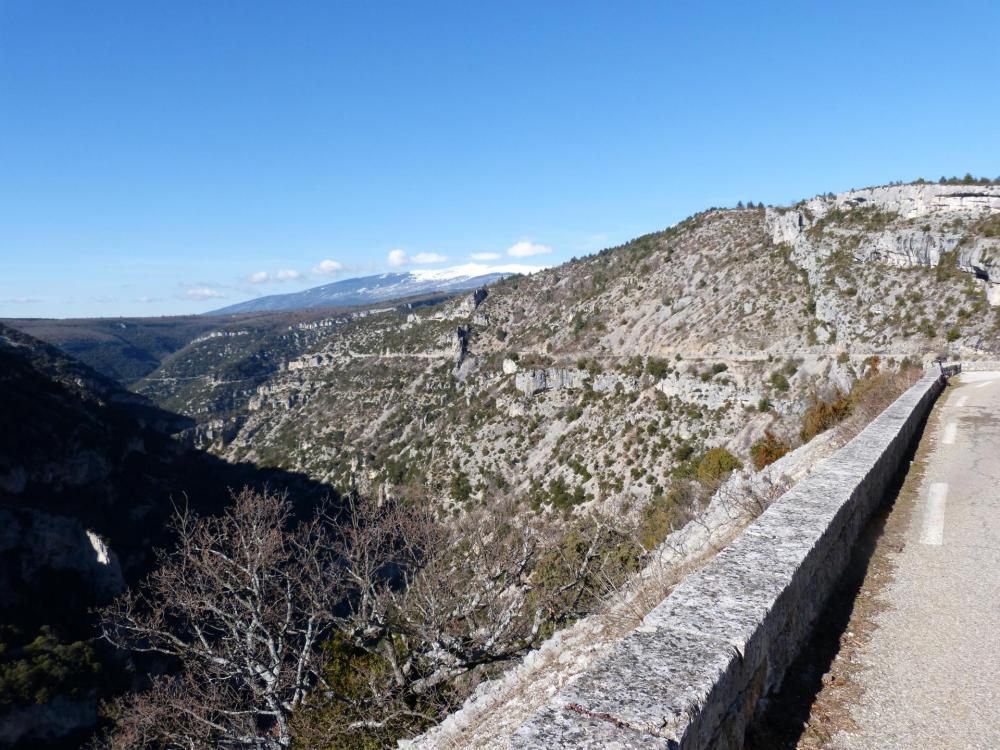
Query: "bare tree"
98 487 342 750
295 497 640 746
98 488 644 749
301 497 557 742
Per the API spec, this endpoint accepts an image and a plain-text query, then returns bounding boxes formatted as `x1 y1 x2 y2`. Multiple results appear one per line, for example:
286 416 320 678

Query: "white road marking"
920 482 949 546
976 381 994 389
956 396 968 407
942 422 958 445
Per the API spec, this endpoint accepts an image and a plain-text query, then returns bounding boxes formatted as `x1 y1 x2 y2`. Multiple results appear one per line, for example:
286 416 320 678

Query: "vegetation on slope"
8 180 1000 747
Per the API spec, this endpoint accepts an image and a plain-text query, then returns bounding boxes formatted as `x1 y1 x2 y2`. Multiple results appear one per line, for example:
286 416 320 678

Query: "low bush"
696 446 742 484
637 484 697 550
645 357 670 380
800 389 853 442
800 364 921 443
749 430 791 470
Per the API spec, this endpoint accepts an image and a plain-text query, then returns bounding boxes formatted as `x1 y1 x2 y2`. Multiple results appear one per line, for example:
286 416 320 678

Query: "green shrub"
672 443 694 461
562 404 584 422
637 485 693 549
936 249 962 281
645 357 670 381
696 447 742 484
546 476 588 509
978 214 1000 238
0 627 102 706
449 471 472 502
295 634 434 749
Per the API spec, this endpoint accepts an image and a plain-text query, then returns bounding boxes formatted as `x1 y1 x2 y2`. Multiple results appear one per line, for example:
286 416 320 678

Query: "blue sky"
2 1 1000 318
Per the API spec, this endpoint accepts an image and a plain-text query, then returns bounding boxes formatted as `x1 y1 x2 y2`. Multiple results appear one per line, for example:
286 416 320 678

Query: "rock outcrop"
514 368 589 396
0 507 125 608
766 183 1000 305
459 287 489 315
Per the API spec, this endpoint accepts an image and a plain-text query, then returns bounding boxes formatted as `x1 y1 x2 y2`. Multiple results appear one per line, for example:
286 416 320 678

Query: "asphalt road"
834 371 1000 749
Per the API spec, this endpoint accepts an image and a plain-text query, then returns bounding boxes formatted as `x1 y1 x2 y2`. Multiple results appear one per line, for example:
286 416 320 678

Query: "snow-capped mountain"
206 264 542 315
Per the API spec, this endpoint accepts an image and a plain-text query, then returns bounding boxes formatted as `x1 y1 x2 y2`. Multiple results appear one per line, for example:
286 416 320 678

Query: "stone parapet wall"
512 372 945 749
947 359 1000 372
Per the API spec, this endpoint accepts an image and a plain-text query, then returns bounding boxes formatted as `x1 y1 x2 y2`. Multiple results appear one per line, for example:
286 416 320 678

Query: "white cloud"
248 269 303 284
411 252 447 264
135 296 159 304
470 252 501 261
388 249 448 267
184 287 225 300
0 296 39 304
507 240 552 258
312 259 344 276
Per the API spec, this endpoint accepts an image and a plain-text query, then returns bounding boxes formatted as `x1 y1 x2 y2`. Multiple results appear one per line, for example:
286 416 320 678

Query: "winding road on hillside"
833 370 1000 749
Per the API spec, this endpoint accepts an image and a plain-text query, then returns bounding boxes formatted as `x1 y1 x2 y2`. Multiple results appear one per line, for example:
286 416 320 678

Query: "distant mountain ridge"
207 264 542 315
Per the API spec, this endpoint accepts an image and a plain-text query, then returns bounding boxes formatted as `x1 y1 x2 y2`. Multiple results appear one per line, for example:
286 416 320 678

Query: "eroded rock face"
460 287 489 314
766 183 1000 306
0 507 125 609
453 326 469 363
656 376 759 411
858 229 962 268
514 368 589 396
812 183 1000 220
514 369 547 396
287 352 335 371
592 373 640 394
187 416 247 448
451 325 475 379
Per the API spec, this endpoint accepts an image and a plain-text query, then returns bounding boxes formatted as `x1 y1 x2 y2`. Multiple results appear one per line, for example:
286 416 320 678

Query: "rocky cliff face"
767 183 1000 305
93 182 998 531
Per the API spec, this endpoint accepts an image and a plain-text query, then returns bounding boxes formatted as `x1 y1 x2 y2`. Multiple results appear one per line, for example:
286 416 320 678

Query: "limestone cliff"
70 181 994 528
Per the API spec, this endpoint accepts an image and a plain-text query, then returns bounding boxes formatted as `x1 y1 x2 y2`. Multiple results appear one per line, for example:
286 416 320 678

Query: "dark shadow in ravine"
0 334 341 750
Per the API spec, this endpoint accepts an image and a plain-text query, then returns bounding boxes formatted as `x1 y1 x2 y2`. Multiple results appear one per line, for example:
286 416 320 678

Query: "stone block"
512 704 676 749
553 627 739 745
